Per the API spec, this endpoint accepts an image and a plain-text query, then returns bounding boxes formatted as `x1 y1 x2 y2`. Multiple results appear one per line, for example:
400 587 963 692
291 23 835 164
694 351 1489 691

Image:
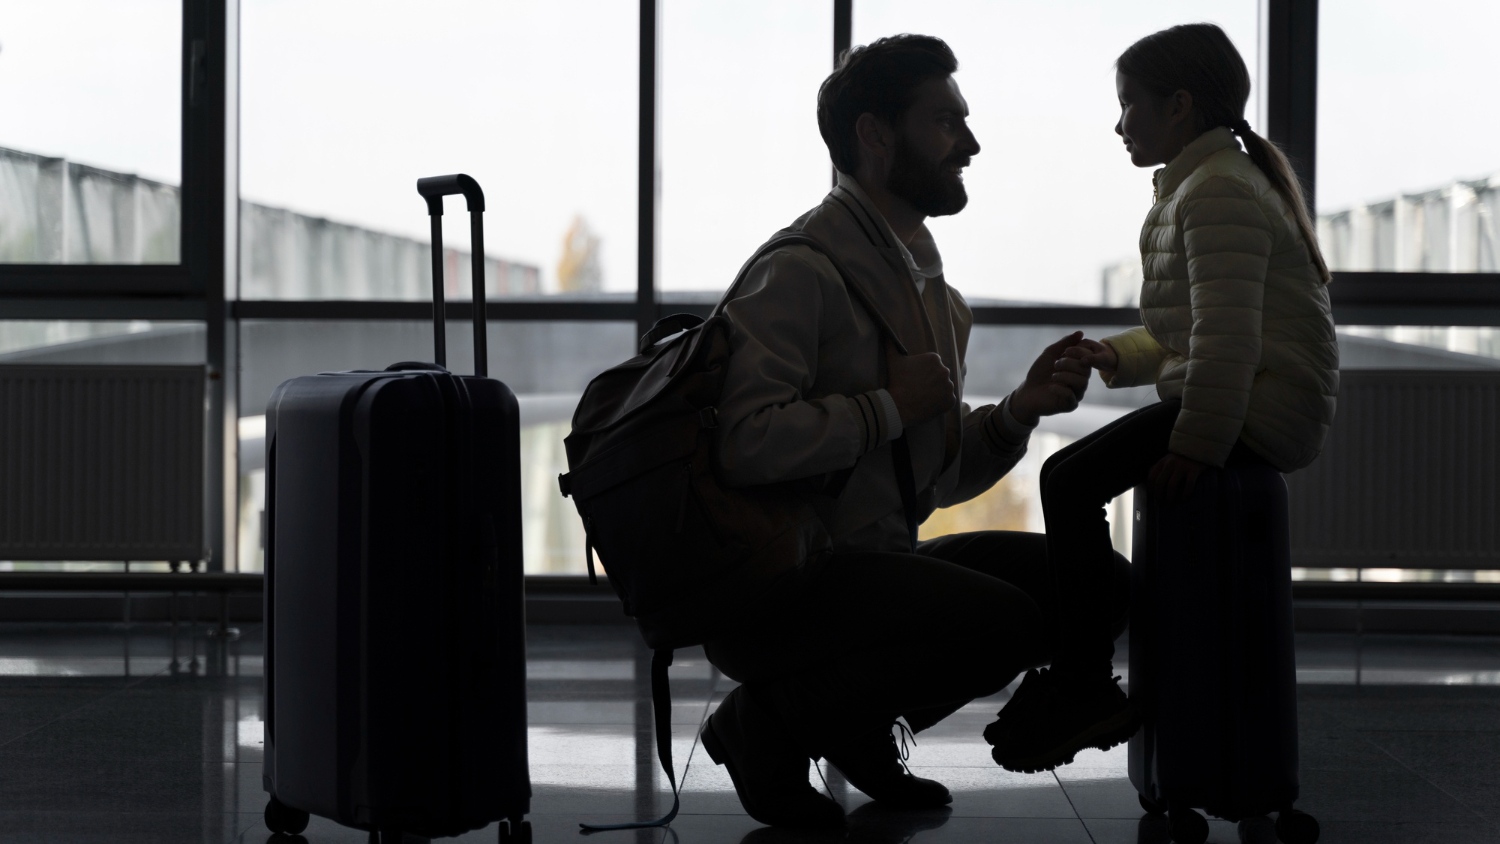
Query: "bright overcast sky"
2 0 1497 301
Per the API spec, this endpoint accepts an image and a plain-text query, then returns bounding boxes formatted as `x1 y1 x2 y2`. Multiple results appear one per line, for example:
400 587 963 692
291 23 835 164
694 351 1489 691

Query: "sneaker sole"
993 707 1142 774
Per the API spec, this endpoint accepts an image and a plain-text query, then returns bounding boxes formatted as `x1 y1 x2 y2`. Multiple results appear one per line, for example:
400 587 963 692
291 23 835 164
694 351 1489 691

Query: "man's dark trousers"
704 530 1130 751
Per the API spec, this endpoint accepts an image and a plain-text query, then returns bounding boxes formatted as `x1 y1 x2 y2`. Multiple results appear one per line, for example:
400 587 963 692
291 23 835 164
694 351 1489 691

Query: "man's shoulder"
747 241 840 278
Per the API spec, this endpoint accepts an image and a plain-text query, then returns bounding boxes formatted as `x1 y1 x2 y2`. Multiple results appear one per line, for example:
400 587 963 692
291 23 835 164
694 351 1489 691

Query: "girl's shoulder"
1179 148 1270 200
1175 149 1291 224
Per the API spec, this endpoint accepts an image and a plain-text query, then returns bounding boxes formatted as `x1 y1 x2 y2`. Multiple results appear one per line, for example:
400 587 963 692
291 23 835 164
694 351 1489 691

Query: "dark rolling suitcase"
1127 464 1319 844
262 175 532 843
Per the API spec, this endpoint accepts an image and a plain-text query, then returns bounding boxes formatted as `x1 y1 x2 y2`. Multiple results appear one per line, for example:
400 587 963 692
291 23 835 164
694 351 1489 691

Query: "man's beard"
887 136 970 218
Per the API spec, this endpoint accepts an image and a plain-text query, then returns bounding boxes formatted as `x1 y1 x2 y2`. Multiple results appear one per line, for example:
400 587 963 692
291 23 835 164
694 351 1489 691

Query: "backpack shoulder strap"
708 230 894 340
579 648 679 833
710 231 905 350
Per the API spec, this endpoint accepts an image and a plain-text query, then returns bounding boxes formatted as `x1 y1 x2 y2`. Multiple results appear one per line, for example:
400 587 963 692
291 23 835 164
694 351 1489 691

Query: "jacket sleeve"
941 395 1034 507
715 249 894 487
1172 175 1272 467
1100 325 1168 388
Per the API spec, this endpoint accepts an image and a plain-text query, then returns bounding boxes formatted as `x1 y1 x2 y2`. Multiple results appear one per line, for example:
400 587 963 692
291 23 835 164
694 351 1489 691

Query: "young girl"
986 22 1339 774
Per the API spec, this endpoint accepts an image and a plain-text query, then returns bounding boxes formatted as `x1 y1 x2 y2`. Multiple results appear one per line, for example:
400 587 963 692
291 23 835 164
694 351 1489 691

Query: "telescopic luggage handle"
417 173 488 377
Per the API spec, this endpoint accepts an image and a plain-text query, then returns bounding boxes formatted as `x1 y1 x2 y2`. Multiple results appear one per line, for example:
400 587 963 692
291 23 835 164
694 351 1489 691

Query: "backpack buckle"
698 407 718 429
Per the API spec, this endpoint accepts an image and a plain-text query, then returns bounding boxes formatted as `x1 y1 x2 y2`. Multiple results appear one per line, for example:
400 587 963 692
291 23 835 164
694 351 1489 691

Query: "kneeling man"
699 34 1128 828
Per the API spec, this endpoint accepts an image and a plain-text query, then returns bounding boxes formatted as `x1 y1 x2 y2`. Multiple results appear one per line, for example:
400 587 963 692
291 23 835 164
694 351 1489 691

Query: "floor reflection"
0 624 1498 842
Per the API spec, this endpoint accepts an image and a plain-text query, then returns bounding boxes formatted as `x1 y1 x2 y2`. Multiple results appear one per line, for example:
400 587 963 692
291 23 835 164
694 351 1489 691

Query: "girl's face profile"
1114 71 1187 168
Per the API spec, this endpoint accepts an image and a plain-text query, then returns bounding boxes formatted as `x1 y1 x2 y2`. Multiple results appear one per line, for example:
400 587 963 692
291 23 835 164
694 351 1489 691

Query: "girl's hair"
1117 23 1331 284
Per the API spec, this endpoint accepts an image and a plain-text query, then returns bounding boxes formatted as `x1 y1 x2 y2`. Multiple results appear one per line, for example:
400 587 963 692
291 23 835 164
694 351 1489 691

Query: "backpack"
559 230 916 831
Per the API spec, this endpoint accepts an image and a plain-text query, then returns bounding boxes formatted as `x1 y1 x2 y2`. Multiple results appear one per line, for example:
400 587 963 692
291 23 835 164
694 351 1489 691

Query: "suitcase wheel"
495 821 531 839
1137 811 1172 844
497 820 532 844
264 796 310 835
1139 793 1167 815
1275 808 1320 844
1237 815 1277 844
1168 805 1209 844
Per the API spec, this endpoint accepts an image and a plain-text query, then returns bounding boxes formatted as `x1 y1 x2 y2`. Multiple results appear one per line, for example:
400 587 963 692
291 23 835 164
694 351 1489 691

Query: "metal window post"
833 0 851 61
1265 0 1319 212
636 0 660 342
832 0 852 188
186 0 235 572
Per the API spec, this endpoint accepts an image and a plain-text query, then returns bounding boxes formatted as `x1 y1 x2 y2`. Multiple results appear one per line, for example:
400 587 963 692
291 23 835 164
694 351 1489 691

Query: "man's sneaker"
822 722 952 809
700 686 846 829
985 668 1140 774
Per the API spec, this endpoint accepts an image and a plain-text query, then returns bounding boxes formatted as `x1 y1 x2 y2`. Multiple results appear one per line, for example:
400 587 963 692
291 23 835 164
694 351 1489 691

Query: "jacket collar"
833 172 945 282
1152 126 1239 200
790 176 937 357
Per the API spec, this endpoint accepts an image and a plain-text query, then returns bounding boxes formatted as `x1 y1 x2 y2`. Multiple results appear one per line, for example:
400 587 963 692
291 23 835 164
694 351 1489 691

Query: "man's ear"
854 112 895 170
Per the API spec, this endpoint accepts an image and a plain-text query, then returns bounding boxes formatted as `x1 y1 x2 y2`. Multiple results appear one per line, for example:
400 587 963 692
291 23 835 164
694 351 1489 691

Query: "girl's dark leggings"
1042 399 1267 676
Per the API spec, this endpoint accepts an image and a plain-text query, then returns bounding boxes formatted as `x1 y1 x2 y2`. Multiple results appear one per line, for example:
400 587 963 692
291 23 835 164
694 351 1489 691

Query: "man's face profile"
886 75 979 218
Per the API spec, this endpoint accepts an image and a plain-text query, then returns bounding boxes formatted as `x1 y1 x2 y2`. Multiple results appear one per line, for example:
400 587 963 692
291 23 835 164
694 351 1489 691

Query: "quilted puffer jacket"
1102 127 1339 471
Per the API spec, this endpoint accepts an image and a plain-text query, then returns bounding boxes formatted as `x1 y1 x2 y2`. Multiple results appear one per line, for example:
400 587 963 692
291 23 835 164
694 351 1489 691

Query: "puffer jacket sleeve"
1173 174 1272 467
716 249 891 487
1101 325 1168 388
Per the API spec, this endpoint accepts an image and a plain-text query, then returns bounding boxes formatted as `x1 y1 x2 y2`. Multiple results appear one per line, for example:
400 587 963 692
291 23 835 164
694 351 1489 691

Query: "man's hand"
1009 331 1091 426
1149 453 1209 502
1060 337 1119 374
885 342 956 427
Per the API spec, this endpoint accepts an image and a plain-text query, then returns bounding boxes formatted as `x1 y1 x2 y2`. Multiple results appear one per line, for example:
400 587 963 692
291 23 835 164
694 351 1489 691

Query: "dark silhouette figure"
697 34 1127 829
984 22 1329 844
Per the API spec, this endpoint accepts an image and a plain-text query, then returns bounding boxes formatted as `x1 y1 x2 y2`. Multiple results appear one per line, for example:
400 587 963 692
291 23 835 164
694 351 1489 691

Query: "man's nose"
1114 119 1124 137
960 125 981 156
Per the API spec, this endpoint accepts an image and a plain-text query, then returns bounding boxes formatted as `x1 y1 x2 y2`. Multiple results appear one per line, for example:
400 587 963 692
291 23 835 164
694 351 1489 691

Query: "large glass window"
0 0 182 264
1317 0 1500 272
1338 325 1500 368
657 1 833 294
0 320 203 364
235 319 633 573
239 1 637 299
852 0 1262 305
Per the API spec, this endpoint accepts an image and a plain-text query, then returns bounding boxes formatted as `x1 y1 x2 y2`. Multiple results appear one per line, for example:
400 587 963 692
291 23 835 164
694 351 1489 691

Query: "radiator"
0 365 206 561
1287 369 1500 570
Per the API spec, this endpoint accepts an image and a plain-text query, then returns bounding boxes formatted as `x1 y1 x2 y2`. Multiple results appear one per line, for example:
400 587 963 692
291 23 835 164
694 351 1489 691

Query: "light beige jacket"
715 175 1033 552
1104 127 1339 471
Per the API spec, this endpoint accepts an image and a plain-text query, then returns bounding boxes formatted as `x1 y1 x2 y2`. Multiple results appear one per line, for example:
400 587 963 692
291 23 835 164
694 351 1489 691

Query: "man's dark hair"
817 34 959 175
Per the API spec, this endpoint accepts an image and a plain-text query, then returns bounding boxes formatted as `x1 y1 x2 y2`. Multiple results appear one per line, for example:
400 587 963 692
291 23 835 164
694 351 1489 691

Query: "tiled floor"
3 622 1500 843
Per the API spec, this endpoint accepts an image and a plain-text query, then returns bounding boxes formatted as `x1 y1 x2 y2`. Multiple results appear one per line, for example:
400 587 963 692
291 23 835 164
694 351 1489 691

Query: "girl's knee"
1041 453 1090 506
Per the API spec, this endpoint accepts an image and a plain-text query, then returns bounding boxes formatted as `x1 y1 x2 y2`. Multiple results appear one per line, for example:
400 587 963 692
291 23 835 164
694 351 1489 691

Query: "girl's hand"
1149 453 1209 502
1061 338 1119 374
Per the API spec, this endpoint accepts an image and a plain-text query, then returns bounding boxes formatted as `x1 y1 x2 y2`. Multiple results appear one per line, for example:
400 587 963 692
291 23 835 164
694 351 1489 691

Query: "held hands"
1008 331 1093 426
1060 337 1119 374
885 342 957 427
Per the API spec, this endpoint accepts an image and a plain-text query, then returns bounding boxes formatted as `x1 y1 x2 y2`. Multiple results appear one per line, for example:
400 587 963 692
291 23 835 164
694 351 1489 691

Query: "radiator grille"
1288 370 1500 569
0 365 205 561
